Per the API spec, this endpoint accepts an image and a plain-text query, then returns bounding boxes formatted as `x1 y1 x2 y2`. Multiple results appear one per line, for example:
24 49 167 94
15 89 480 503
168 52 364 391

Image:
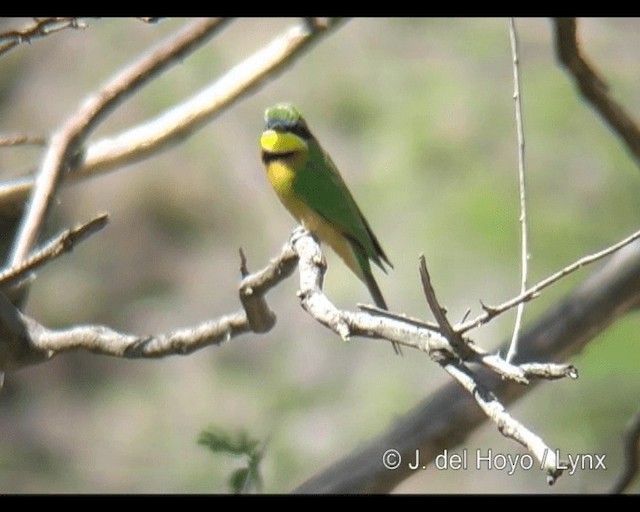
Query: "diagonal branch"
553 18 640 167
8 18 229 268
0 236 298 372
0 134 47 147
0 18 91 57
0 213 108 289
294 237 640 493
457 227 640 334
441 359 562 484
419 254 565 483
0 18 346 219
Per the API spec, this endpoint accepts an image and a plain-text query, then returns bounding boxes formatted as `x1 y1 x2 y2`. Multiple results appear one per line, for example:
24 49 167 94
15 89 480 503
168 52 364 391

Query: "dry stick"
506 18 530 363
358 305 441 333
0 17 346 216
239 245 299 333
441 360 562 484
610 411 640 494
553 18 640 167
1 237 298 372
419 255 562 483
371 228 640 339
0 134 47 147
33 312 251 360
295 232 574 383
8 18 229 268
79 18 345 176
0 18 163 57
0 17 89 57
457 227 640 334
0 213 108 289
1 229 443 371
418 255 470 359
292 229 440 351
555 19 640 492
295 239 640 493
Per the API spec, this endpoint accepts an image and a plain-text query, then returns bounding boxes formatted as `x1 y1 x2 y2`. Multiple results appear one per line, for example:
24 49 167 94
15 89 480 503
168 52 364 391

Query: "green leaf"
198 426 264 493
229 468 250 494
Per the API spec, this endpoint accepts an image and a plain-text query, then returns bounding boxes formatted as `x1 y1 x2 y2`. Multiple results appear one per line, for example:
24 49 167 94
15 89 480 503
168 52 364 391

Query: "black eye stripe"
266 120 312 140
289 124 312 139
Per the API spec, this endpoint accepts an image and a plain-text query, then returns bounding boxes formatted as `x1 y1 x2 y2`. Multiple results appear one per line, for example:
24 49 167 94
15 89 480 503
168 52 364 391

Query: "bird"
260 102 400 354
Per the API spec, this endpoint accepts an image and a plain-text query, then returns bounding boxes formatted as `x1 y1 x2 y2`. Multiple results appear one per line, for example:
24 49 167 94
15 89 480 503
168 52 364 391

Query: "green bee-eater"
260 103 400 354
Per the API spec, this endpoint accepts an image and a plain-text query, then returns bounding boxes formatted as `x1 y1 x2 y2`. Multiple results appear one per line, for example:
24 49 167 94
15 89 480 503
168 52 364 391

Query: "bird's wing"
294 141 391 271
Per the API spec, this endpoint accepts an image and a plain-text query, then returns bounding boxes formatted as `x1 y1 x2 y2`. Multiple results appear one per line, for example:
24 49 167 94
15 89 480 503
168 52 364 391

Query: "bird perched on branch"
260 102 400 354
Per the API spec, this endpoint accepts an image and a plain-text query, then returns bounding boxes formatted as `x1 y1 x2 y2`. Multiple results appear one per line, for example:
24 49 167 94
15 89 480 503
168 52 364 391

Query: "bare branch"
553 18 640 167
0 235 297 372
0 18 346 218
79 18 344 177
418 255 466 352
8 18 229 268
0 134 47 147
416 255 573 385
239 243 298 333
417 253 566 482
506 18 530 363
0 18 91 57
0 213 108 289
292 230 444 351
517 362 578 380
290 234 575 388
441 359 562 484
0 18 166 58
294 238 640 493
357 305 441 333
457 227 640 333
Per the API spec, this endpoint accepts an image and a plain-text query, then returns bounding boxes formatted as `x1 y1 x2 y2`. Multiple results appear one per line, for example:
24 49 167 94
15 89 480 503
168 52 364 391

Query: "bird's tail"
364 272 403 356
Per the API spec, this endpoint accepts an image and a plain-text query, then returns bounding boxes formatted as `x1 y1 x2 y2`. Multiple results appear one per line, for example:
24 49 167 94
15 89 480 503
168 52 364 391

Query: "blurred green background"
0 17 639 493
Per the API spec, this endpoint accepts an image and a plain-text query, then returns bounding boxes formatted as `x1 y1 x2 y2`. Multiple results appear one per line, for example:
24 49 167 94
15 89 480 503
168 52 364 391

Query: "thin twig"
417 255 574 385
358 304 441 333
419 256 455 339
0 134 47 147
506 18 530 363
457 227 640 333
0 213 108 289
419 255 471 357
0 18 90 57
0 18 163 58
8 18 228 269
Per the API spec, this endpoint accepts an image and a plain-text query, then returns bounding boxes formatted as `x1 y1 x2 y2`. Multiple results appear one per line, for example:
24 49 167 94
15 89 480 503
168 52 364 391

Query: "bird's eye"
289 122 311 140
